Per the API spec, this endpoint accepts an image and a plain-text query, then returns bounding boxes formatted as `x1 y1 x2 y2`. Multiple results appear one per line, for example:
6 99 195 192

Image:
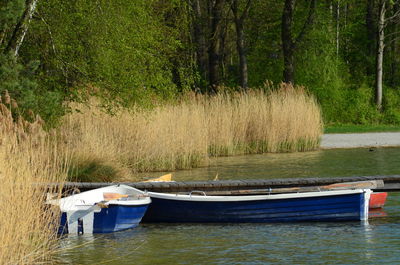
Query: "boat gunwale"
57 184 151 210
147 189 371 202
105 198 151 206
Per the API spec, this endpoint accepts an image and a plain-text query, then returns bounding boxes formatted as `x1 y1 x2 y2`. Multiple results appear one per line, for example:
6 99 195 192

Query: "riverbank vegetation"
65 84 322 181
325 124 400 134
0 97 68 264
1 2 399 262
0 84 320 263
1 1 400 128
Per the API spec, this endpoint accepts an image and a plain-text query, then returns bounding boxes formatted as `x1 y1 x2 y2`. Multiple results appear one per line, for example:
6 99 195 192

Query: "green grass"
325 124 400 134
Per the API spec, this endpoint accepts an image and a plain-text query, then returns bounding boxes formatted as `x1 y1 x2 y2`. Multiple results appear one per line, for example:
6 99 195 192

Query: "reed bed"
63 83 322 180
0 94 68 264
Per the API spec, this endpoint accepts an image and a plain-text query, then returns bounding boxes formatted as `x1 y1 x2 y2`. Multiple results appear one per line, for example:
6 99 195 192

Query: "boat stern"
361 189 372 221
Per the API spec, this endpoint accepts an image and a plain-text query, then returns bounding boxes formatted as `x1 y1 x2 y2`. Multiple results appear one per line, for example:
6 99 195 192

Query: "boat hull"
53 184 151 234
59 204 149 234
369 192 387 209
143 190 371 223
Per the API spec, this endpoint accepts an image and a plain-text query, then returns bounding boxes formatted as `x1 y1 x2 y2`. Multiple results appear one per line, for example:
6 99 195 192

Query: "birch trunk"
6 0 38 57
375 0 386 110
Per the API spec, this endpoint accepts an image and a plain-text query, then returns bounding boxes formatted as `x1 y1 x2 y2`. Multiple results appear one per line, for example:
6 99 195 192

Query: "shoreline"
320 132 400 149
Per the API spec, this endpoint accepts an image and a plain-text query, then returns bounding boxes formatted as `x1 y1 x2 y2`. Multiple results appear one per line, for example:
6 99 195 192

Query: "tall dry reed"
0 94 68 264
62 83 322 180
206 84 323 155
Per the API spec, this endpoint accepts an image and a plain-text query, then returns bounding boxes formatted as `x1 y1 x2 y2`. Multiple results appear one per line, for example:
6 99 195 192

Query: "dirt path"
320 132 400 149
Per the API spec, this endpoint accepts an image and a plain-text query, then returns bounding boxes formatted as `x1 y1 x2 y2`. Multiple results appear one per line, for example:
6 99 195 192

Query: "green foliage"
294 11 346 123
336 85 381 124
292 4 400 126
1 0 399 127
0 0 25 52
246 1 283 86
0 54 65 125
0 0 24 27
383 88 400 124
23 0 193 109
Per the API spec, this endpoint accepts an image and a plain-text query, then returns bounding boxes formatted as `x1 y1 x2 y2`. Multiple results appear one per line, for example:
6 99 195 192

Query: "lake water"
141 147 400 181
59 147 400 264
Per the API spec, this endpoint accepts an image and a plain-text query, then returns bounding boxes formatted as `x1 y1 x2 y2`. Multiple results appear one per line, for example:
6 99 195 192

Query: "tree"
375 0 400 109
366 0 376 75
208 0 226 91
389 1 400 86
376 0 386 109
281 0 316 84
5 0 38 57
230 0 252 89
191 0 208 83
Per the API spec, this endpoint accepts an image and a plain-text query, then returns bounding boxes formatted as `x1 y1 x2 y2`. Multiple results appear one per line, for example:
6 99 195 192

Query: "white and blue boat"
142 189 372 223
52 185 151 234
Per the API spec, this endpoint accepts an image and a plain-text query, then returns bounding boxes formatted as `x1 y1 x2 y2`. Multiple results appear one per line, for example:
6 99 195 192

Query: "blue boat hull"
142 192 368 223
59 204 149 234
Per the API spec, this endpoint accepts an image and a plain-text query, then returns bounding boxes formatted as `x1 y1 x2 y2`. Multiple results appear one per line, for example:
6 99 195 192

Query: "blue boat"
51 185 151 234
142 189 372 223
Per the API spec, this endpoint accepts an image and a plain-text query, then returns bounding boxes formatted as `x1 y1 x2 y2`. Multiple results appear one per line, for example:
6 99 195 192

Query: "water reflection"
58 231 147 264
59 218 400 265
60 147 400 264
140 147 400 181
59 192 400 265
369 209 387 218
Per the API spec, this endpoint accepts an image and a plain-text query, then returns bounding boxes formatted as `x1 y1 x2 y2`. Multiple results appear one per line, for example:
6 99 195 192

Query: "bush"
382 88 400 124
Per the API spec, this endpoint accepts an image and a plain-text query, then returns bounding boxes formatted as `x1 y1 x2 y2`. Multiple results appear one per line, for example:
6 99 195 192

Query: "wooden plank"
62 175 400 192
181 180 384 196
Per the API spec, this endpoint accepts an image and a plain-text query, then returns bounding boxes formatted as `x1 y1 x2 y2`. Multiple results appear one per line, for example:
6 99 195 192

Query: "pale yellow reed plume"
62 83 322 181
0 97 68 265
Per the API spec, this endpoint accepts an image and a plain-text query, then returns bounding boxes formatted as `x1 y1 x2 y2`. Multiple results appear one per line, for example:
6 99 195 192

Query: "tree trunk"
336 0 340 57
375 0 385 110
366 0 376 75
6 0 38 57
219 16 228 81
390 2 399 86
281 0 315 84
231 0 251 90
208 0 225 92
281 0 295 84
191 0 208 82
235 20 248 89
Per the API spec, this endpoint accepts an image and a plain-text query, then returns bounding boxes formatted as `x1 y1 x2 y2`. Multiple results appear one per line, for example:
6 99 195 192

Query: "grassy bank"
63 84 323 181
325 124 400 134
0 98 68 264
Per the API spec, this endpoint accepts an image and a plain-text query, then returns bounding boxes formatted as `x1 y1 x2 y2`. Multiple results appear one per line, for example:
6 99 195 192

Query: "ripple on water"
60 148 400 264
59 193 400 265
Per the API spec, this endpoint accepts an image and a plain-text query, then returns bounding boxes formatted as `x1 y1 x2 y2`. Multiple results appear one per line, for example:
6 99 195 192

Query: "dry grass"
62 83 322 181
0 83 322 263
0 93 68 264
205 84 322 155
